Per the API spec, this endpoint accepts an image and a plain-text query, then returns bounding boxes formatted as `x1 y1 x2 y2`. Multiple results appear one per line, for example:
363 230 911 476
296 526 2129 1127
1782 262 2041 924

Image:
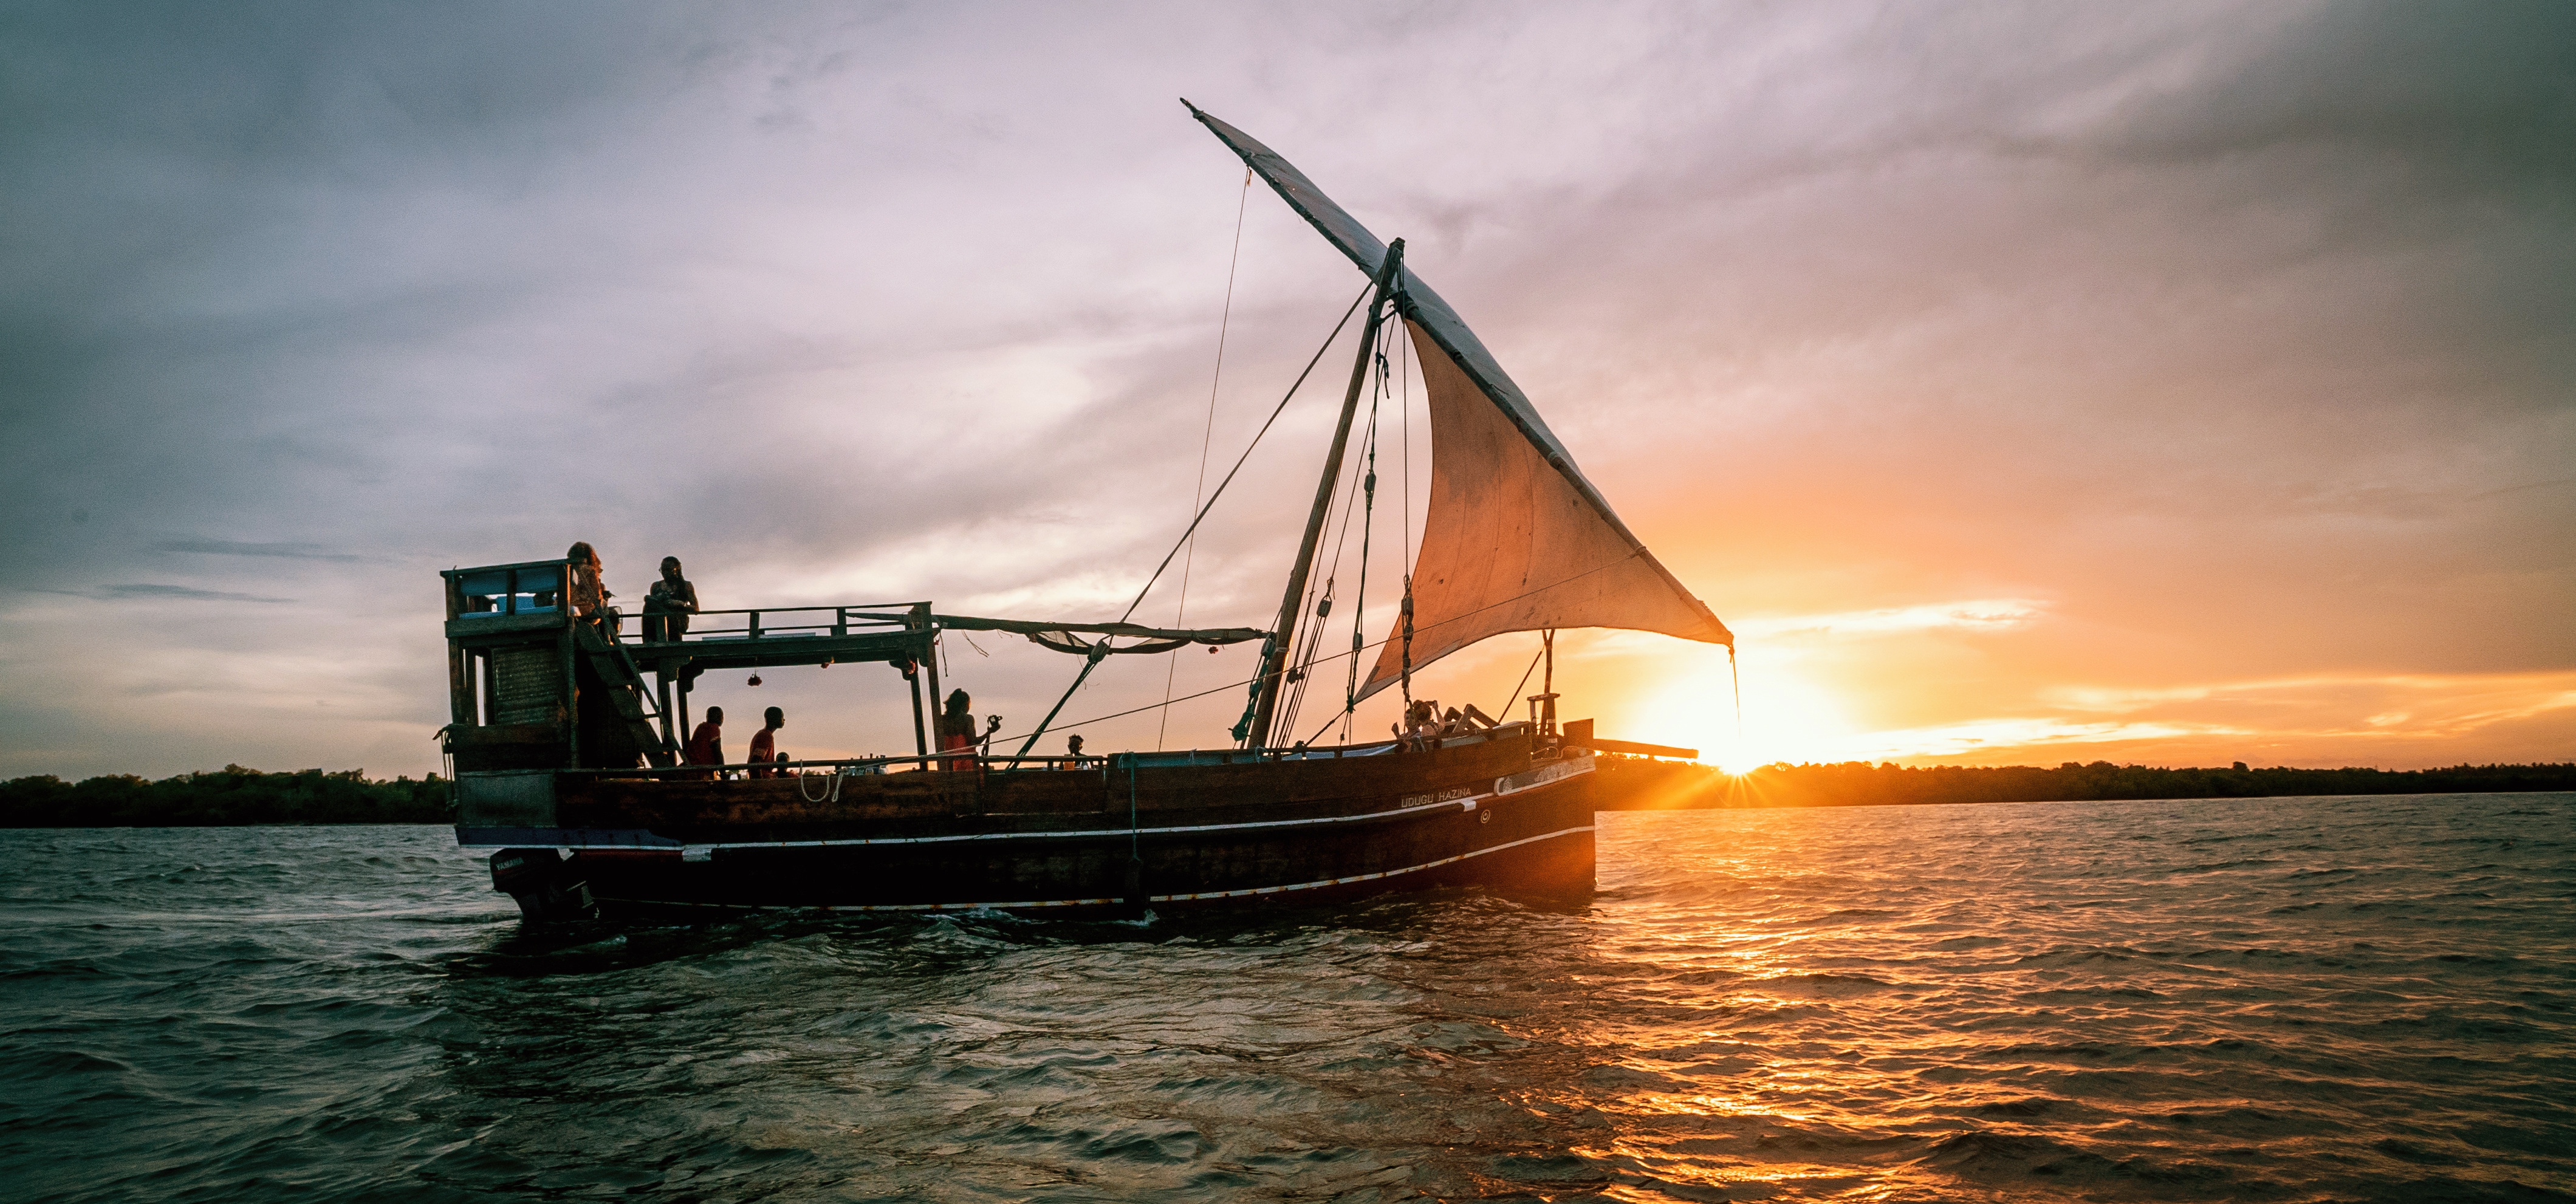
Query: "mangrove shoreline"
2 759 2570 827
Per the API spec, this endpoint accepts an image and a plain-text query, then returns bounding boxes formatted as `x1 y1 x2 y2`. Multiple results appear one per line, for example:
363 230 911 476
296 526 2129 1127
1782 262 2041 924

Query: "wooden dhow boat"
445 105 1732 920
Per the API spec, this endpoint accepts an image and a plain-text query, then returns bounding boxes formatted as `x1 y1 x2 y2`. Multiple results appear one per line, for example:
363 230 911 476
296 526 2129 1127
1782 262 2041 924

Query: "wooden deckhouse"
441 563 936 773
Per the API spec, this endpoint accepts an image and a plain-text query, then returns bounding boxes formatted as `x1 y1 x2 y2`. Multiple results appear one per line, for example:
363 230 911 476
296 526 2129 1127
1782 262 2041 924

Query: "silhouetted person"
565 541 618 640
749 706 784 779
1066 733 1086 768
938 689 978 771
687 706 724 778
644 556 698 643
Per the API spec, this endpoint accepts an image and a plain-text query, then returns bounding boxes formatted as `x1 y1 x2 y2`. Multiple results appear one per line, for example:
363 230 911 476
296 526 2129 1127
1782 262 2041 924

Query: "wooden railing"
646 602 928 643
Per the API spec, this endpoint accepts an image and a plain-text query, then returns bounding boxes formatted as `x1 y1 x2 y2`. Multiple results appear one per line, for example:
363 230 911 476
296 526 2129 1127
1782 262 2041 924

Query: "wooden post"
676 674 693 759
558 563 579 768
444 574 473 725
920 605 945 770
1542 628 1555 736
656 671 677 753
1250 239 1403 750
908 654 930 759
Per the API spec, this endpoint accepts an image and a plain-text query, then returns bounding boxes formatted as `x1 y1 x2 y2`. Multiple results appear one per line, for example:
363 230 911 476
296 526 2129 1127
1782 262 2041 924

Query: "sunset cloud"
1731 600 2046 641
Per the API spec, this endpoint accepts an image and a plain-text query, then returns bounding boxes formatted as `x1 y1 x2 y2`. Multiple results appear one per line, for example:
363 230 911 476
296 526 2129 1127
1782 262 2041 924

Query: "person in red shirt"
748 707 784 779
685 706 724 779
936 689 979 771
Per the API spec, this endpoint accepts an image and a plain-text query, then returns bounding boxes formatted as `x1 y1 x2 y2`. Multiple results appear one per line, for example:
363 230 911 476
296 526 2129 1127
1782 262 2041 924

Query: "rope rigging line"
1340 394 1382 744
1295 613 1538 752
1158 167 1255 752
1496 638 1547 728
1111 280 1375 630
1730 643 1743 766
997 549 1653 751
1018 279 1369 762
1290 342 1395 748
1230 281 1399 749
1275 380 1380 744
1399 315 1413 569
1397 304 1417 717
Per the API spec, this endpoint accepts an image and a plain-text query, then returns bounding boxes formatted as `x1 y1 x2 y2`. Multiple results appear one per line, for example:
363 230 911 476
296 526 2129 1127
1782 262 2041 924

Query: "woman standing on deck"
937 690 978 771
565 541 617 639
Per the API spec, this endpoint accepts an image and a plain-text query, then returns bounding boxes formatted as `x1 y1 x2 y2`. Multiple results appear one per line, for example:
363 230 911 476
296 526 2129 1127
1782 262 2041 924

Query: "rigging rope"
1275 385 1377 744
1289 341 1392 747
1399 316 1413 570
1340 398 1381 744
1112 281 1374 629
1730 643 1743 768
1397 306 1416 717
1497 638 1546 728
1298 616 1543 750
1159 168 1255 752
1002 550 1652 752
1026 280 1370 762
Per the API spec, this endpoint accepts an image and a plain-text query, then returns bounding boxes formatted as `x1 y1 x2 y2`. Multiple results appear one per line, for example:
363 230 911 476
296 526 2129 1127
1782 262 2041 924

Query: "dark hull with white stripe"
457 731 1603 918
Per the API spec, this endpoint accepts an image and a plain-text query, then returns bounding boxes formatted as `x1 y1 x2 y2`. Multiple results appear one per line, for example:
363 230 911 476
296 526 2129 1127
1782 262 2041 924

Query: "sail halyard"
1183 100 1732 707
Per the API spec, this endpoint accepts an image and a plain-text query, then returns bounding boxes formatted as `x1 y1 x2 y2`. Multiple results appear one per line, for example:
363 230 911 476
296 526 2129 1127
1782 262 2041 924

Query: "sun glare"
1629 653 1857 773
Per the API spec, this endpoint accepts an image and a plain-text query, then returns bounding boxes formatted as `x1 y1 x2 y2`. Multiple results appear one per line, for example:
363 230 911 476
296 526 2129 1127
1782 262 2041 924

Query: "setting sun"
1628 649 1858 773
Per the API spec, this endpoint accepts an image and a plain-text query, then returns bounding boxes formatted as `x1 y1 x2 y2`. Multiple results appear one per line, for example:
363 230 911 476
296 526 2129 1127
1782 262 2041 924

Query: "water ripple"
2 793 2571 1202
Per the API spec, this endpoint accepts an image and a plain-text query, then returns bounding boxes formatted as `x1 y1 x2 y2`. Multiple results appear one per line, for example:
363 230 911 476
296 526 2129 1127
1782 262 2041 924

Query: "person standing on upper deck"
643 556 697 643
748 707 784 779
565 541 618 640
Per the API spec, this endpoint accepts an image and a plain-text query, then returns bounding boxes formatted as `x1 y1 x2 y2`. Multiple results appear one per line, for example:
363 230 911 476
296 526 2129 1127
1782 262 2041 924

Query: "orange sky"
2 2 2569 779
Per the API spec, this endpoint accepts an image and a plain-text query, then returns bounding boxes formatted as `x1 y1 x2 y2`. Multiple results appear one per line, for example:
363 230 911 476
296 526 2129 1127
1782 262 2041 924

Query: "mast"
1250 239 1405 749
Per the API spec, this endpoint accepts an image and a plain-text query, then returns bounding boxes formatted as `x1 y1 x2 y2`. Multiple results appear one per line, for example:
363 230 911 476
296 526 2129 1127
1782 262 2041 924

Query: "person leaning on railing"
643 556 697 643
565 541 620 640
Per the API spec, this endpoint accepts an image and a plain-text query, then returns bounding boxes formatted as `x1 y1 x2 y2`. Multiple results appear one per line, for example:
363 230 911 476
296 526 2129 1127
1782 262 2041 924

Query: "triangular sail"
1358 320 1729 698
1185 103 1732 701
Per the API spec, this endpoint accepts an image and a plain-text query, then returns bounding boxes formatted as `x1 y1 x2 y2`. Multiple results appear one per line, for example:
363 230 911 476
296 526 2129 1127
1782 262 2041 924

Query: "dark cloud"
154 538 363 561
91 584 291 603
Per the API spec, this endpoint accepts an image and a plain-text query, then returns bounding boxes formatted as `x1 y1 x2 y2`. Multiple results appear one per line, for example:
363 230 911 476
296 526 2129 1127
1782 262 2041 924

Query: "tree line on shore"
0 765 451 827
1 759 2571 827
1608 758 2576 809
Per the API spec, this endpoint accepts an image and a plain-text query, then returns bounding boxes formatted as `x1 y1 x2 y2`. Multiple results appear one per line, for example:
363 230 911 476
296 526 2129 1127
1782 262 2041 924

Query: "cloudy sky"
4 0 2569 781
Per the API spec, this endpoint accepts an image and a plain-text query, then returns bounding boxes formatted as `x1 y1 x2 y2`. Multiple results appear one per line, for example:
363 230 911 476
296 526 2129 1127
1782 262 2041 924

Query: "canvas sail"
1355 318 1731 697
1185 103 1731 702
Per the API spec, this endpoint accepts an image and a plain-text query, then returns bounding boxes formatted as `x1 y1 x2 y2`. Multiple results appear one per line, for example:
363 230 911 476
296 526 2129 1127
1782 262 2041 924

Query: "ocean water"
2 792 2571 1203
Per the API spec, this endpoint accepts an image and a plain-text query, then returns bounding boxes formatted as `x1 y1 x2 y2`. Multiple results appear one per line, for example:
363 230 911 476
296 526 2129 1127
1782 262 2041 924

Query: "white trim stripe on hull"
591 824 1595 913
465 756 1595 853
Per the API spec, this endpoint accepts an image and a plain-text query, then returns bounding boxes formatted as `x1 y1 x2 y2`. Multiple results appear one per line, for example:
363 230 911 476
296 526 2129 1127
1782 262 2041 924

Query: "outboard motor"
490 847 595 923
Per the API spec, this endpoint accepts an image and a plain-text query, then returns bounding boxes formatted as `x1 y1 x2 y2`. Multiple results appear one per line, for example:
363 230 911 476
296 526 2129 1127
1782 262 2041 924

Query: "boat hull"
456 733 1602 917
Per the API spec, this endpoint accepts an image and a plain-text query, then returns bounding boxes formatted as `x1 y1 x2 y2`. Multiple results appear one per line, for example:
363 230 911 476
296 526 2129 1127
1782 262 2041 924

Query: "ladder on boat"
574 623 679 768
